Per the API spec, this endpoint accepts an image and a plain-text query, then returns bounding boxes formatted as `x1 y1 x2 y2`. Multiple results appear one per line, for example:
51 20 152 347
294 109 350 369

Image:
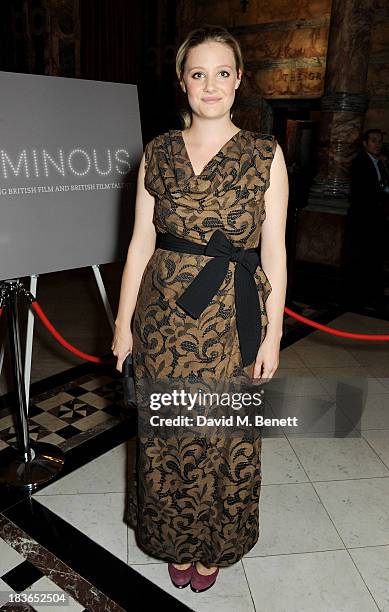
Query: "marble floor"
1 264 389 610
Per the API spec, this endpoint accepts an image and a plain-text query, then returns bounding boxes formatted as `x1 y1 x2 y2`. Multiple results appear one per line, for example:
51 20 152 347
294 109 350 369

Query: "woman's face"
180 41 241 122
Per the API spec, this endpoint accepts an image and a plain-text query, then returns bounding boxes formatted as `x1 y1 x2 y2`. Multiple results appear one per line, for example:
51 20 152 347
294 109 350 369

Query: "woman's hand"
111 325 133 373
252 334 280 384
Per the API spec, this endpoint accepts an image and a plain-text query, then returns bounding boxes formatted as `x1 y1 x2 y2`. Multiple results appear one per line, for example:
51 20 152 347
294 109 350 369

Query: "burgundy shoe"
168 563 194 589
190 564 219 593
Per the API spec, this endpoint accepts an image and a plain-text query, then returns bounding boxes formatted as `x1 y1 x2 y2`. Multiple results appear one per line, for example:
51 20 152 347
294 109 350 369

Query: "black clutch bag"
122 353 136 408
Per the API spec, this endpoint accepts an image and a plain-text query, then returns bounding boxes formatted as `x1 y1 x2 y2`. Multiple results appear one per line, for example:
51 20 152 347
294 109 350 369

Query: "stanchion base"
0 442 65 491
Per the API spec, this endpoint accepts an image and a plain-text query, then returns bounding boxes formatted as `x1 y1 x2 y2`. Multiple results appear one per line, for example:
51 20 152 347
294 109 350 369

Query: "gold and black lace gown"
127 129 277 567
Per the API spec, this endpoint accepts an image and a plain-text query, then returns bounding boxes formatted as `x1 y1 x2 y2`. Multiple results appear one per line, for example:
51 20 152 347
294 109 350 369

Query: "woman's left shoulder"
246 130 278 157
245 130 276 144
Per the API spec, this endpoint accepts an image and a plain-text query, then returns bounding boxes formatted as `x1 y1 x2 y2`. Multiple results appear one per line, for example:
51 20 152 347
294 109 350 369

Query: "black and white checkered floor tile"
0 363 129 456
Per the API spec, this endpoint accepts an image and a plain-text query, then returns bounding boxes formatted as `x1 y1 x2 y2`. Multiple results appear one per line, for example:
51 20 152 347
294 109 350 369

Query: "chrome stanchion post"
6 281 33 462
0 279 65 490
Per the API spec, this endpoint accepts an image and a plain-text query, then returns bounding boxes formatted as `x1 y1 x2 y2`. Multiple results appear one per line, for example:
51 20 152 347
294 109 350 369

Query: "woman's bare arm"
114 151 156 332
260 142 289 343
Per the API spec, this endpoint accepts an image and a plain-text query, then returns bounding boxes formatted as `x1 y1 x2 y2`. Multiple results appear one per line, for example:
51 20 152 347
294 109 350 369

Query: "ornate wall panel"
366 8 389 134
229 0 331 26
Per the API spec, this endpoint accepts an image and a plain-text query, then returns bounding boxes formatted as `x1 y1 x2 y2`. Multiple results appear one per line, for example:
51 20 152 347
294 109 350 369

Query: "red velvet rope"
283 306 389 340
0 303 112 364
0 303 388 366
30 302 113 363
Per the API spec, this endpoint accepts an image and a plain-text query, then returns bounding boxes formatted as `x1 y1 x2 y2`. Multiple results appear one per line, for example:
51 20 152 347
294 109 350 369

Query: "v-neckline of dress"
178 129 243 179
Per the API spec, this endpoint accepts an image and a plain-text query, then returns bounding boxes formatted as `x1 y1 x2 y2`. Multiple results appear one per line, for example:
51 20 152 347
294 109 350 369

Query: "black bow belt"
155 229 262 367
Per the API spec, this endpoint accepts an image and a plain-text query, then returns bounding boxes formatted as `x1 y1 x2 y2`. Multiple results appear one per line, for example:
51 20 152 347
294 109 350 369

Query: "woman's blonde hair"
176 25 244 129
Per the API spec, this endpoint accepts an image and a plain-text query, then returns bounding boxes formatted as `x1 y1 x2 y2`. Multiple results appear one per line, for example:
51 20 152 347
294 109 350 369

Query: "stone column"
307 0 374 213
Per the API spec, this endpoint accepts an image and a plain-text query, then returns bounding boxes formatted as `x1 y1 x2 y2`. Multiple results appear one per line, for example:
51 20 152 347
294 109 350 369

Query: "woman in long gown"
112 25 288 592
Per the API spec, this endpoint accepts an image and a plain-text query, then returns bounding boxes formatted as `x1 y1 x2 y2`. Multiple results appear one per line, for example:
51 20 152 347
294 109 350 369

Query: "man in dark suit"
344 128 389 311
